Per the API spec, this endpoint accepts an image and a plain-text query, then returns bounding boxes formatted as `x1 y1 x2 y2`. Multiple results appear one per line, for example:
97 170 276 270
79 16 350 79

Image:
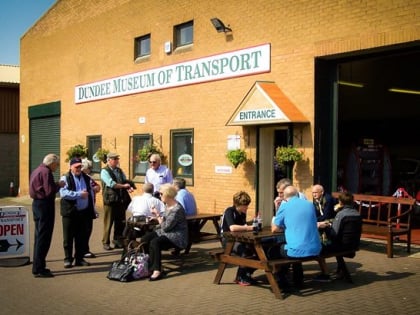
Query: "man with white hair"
145 153 173 198
29 153 64 278
270 185 321 293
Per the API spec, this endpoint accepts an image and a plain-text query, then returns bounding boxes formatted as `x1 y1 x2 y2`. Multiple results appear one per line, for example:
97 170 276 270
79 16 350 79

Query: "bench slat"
332 192 415 258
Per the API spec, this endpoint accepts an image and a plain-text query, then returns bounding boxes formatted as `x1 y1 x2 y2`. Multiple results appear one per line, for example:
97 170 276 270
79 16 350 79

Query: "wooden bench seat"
210 248 358 283
332 192 415 258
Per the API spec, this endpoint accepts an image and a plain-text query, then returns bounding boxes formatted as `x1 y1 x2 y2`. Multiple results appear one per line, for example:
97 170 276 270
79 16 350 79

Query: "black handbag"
107 252 135 282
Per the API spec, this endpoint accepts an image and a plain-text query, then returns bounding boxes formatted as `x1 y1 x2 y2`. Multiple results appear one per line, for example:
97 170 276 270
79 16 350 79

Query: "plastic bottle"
257 213 262 231
252 217 258 234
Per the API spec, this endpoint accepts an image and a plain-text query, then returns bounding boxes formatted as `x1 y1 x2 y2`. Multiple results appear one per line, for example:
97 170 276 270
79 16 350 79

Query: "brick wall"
20 0 420 214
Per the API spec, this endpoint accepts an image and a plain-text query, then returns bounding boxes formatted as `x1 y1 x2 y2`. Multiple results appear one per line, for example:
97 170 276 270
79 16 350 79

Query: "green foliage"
226 149 247 168
137 144 166 164
65 144 88 162
94 148 110 164
275 146 303 165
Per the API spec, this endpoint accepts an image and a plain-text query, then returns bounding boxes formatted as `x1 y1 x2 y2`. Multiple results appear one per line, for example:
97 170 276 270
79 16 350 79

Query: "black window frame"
87 135 102 174
130 134 153 180
134 34 151 60
170 128 194 186
174 20 193 48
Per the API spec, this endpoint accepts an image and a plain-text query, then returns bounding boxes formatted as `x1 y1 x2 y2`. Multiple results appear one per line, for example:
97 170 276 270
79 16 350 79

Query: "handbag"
131 242 150 279
107 249 136 282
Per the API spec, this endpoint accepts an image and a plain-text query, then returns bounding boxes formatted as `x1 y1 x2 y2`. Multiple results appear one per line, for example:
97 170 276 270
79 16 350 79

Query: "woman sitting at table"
221 191 257 286
140 183 188 281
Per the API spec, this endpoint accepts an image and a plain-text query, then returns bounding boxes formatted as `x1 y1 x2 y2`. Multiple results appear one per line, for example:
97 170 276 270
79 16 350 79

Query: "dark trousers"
141 231 175 272
232 241 256 277
102 203 126 245
62 210 90 262
266 243 303 287
32 198 55 274
86 216 95 253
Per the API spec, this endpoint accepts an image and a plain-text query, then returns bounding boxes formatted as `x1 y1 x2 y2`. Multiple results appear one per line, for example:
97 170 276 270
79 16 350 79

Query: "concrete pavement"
1 195 420 314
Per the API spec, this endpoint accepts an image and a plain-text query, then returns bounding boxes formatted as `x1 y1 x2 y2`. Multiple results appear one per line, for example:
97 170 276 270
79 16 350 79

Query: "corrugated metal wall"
0 85 19 133
0 85 19 196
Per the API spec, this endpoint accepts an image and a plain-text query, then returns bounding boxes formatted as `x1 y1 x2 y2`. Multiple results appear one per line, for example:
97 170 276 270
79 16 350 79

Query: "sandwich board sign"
0 206 30 267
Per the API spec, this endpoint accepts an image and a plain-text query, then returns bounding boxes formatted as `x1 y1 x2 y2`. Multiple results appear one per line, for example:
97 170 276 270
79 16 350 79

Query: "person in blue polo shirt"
173 177 197 216
270 185 321 292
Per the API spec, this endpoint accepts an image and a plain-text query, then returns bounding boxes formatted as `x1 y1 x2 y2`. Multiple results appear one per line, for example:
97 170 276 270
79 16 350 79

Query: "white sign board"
0 206 30 266
75 43 271 103
215 166 233 174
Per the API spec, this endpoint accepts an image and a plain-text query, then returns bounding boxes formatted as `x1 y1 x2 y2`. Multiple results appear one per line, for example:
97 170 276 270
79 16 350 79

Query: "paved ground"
1 195 420 315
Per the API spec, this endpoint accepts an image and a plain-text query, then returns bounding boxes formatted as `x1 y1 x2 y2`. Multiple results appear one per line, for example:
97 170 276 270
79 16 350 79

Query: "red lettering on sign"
0 224 24 236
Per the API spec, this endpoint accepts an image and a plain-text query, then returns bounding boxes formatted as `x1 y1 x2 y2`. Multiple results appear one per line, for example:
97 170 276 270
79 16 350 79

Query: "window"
134 34 151 59
174 21 193 48
87 135 101 173
171 129 194 185
131 134 152 178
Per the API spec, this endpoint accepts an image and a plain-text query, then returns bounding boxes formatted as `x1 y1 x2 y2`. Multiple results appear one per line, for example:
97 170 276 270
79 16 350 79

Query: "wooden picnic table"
124 212 222 254
212 227 286 298
185 213 222 254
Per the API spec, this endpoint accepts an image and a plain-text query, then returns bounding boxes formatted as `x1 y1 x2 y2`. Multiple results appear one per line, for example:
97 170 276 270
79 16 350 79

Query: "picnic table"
185 213 222 254
124 212 222 254
211 227 286 297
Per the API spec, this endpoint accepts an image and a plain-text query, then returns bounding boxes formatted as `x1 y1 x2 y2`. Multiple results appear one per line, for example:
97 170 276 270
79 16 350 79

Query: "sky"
0 0 56 65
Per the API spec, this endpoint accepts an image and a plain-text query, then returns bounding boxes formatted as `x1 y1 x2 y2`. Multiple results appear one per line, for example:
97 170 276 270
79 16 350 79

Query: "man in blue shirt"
60 157 95 268
173 177 197 216
271 185 321 292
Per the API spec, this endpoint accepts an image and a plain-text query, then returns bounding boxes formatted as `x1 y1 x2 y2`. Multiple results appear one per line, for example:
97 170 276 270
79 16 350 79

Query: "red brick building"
19 0 420 223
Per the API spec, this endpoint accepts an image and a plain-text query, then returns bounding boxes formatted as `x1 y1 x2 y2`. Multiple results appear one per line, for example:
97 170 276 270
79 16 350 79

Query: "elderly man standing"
29 153 64 278
60 157 94 268
145 153 173 198
101 152 134 250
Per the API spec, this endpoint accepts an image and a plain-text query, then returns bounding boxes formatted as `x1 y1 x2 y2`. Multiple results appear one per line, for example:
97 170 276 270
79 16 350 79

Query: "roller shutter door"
29 116 60 181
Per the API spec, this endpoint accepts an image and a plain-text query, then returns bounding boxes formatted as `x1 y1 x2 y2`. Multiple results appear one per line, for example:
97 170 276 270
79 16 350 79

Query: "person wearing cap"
29 153 65 278
81 158 100 258
59 157 95 268
145 153 173 198
100 152 134 250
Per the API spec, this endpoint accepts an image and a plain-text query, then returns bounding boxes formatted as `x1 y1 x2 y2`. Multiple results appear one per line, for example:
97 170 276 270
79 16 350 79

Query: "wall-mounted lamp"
210 18 232 33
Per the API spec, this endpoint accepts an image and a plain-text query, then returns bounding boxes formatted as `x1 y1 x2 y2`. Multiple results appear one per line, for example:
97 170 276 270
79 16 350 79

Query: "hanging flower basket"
136 144 166 164
275 146 303 166
226 149 247 168
93 148 110 164
65 144 88 162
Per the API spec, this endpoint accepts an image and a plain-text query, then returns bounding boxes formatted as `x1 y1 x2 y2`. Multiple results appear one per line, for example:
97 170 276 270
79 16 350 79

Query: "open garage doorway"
315 41 420 197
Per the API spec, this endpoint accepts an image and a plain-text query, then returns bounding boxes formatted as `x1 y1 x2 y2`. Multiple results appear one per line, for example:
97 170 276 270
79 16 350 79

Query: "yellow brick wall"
20 0 420 215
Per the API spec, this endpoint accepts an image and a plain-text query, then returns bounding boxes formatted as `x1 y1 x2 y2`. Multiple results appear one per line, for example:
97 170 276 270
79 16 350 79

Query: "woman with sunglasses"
140 183 188 281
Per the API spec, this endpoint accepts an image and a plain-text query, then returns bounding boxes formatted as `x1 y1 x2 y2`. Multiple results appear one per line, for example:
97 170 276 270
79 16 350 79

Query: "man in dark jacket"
100 152 134 250
312 184 337 221
29 153 64 278
59 157 95 268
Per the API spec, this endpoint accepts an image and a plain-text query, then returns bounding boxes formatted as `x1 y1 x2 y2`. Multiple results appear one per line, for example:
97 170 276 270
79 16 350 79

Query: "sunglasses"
149 160 157 164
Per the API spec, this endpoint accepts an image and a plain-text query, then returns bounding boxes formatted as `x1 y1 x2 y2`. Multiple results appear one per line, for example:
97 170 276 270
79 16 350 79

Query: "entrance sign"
0 206 30 266
75 44 271 103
